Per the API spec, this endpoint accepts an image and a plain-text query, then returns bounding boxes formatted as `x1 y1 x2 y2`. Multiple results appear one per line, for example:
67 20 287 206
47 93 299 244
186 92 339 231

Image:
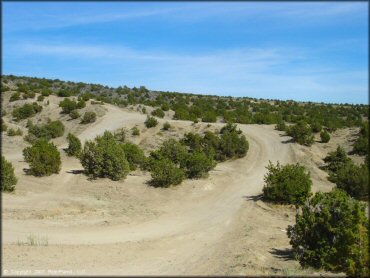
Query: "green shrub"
334 162 368 200
320 130 330 143
114 128 126 142
23 139 61 176
70 110 80 119
122 142 145 170
151 108 165 118
219 124 248 160
162 122 171 130
262 161 312 205
22 91 36 99
144 116 158 128
1 156 17 192
275 121 287 131
81 111 96 124
149 158 185 187
287 121 314 146
76 99 86 109
28 120 65 140
66 133 82 157
59 98 77 114
7 128 23 136
184 151 216 178
37 95 45 102
80 131 130 180
131 126 140 136
287 189 369 276
310 121 322 133
156 139 188 165
202 111 217 123
9 92 21 102
323 146 351 176
161 103 170 111
12 102 42 121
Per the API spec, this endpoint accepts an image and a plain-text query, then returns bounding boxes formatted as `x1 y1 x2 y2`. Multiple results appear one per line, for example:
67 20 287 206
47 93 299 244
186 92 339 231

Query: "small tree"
320 130 330 143
151 108 165 118
131 126 140 136
157 139 188 165
163 122 171 131
323 146 351 178
149 158 185 187
1 156 17 192
66 133 82 157
122 142 145 171
80 131 130 180
275 121 287 131
184 151 216 178
70 110 80 119
287 189 369 276
287 121 314 146
145 116 158 128
23 139 61 176
262 161 312 206
81 111 96 124
334 162 368 200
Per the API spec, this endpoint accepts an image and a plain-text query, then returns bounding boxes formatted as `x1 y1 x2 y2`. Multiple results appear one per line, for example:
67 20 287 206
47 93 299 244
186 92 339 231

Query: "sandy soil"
1 95 354 276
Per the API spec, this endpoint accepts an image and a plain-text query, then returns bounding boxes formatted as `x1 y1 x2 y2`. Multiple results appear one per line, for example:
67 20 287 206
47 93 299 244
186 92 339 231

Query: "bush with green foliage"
352 122 368 156
1 156 17 192
144 116 158 128
310 121 322 133
7 128 23 136
9 92 21 102
80 131 130 180
70 110 80 119
155 139 188 165
37 95 45 102
66 133 82 157
12 102 42 121
122 142 145 170
320 130 330 143
28 120 65 140
113 128 126 142
151 108 165 118
81 111 97 124
275 121 287 131
59 98 78 114
287 189 369 276
184 151 216 178
262 161 312 205
333 162 368 200
323 146 351 177
22 91 36 99
131 126 140 136
286 121 314 146
219 123 248 160
149 158 185 187
23 139 61 176
202 111 217 123
163 122 171 130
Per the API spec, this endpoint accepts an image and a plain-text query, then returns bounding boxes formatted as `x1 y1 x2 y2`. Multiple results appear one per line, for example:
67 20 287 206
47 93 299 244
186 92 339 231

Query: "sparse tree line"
2 76 367 142
2 122 248 188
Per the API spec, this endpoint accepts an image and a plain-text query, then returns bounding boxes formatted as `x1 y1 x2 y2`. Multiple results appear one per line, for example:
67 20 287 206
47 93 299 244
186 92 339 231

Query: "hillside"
1 75 368 276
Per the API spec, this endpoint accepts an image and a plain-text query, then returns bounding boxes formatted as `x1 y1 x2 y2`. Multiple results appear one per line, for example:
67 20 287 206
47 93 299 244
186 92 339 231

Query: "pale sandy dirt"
1 95 352 276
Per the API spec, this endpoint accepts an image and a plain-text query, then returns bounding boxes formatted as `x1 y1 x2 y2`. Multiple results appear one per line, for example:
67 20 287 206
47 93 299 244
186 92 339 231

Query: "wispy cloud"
10 42 367 104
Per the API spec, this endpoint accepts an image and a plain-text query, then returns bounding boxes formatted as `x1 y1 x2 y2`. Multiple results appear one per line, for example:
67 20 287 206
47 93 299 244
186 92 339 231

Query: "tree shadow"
66 169 84 175
243 194 263 201
22 168 32 175
269 248 295 261
281 138 294 144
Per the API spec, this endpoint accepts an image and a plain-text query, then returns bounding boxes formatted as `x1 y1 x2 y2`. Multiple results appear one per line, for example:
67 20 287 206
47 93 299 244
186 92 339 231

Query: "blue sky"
2 1 368 104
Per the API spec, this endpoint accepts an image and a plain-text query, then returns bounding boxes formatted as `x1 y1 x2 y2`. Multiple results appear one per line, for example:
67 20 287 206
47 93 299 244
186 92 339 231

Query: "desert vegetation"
1 156 17 192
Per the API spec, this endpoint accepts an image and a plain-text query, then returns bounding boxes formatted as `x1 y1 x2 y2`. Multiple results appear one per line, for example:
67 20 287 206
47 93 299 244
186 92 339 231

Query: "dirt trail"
3 103 298 275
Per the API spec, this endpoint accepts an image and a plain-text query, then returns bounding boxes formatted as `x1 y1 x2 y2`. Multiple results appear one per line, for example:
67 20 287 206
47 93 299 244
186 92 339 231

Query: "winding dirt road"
2 103 297 275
